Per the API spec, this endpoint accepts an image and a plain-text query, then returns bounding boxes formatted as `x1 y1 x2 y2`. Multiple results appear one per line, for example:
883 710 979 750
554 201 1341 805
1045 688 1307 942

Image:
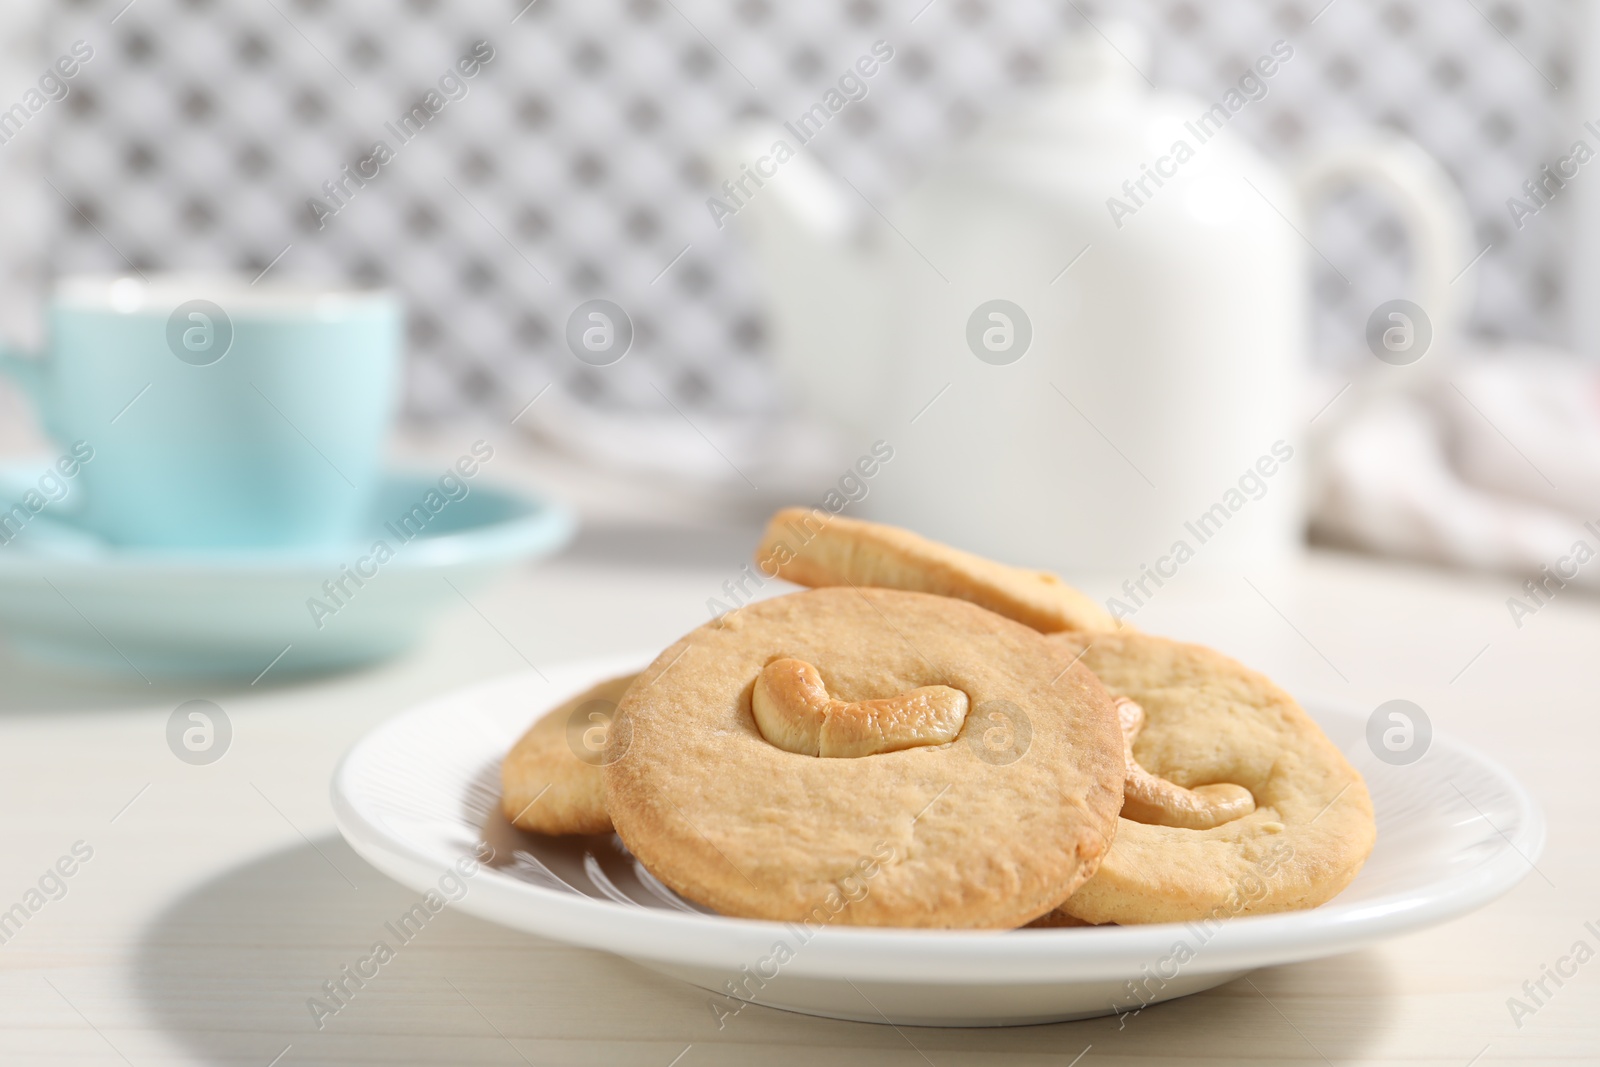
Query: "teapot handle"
1295 134 1474 353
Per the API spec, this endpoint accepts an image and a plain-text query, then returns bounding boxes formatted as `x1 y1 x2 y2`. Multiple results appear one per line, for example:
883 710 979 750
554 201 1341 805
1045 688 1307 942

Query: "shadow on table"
134 837 1397 1067
0 643 378 712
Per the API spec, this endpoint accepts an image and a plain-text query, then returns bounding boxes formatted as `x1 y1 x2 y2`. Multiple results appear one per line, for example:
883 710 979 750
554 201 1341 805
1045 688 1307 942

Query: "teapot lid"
1045 19 1149 92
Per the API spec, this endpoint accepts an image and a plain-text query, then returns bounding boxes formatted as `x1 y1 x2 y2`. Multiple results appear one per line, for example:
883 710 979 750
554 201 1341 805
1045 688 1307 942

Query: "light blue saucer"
0 466 575 678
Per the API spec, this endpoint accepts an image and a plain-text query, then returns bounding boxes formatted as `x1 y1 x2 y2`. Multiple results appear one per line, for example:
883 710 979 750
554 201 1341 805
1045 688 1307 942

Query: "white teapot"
723 25 1470 577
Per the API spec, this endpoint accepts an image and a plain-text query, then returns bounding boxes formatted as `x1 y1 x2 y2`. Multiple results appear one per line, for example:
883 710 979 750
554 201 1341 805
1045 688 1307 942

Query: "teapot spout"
712 124 887 430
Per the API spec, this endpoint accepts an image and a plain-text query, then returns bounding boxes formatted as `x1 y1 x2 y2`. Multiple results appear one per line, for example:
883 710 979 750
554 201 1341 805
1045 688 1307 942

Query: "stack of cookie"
501 509 1375 929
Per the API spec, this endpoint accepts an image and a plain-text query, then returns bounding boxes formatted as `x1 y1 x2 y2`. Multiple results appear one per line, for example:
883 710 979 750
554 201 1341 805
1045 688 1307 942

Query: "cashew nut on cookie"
752 657 969 758
1113 696 1255 830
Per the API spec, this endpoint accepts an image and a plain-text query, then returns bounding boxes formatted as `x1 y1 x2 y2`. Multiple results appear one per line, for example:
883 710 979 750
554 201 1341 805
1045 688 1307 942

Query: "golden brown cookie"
500 673 637 836
1047 632 1375 925
604 587 1126 928
755 508 1122 634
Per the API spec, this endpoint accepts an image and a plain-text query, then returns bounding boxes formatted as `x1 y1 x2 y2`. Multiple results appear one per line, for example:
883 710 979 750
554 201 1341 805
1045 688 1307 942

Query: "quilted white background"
0 0 1579 426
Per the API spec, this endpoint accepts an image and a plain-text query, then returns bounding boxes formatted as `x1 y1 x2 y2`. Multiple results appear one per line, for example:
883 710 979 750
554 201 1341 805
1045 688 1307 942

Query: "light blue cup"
0 274 401 549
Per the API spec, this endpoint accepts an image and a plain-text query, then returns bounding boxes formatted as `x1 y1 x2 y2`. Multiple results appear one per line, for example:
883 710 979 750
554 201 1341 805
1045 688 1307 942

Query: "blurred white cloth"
1312 347 1600 587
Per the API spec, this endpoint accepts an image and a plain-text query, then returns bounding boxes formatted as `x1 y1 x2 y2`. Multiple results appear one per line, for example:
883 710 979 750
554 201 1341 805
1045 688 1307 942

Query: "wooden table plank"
0 545 1595 1065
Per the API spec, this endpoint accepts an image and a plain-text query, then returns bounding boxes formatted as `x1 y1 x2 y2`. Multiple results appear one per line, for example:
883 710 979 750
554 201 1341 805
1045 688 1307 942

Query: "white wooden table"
0 521 1594 1065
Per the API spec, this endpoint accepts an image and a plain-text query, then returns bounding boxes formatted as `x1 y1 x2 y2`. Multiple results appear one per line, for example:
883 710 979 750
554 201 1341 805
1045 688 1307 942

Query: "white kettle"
724 25 1470 577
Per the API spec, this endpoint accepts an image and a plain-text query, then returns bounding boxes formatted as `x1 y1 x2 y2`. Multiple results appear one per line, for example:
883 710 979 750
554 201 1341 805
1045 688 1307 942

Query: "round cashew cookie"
756 508 1125 634
1047 632 1375 925
604 588 1127 928
500 673 637 836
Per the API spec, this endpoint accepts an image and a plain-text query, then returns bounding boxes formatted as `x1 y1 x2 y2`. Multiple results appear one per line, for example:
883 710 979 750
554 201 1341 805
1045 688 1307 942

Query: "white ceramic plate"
331 654 1545 1027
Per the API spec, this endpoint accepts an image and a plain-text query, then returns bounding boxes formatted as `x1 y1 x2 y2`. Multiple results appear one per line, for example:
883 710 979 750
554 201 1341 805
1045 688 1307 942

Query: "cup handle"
0 343 46 403
0 343 52 433
1296 134 1474 358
